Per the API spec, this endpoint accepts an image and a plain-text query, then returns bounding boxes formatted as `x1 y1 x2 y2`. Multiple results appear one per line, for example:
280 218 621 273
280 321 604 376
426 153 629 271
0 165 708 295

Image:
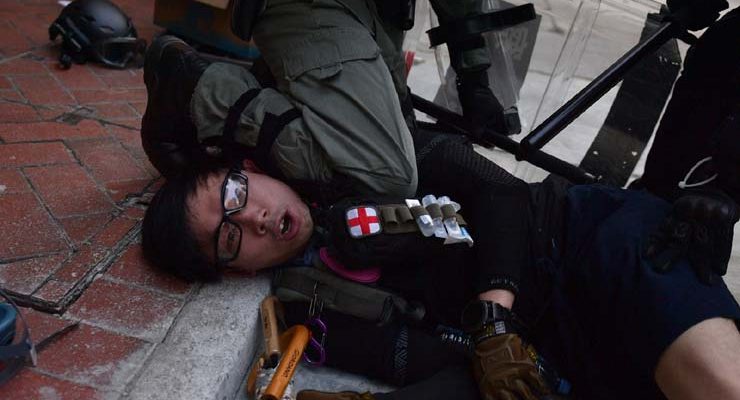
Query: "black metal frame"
412 18 696 184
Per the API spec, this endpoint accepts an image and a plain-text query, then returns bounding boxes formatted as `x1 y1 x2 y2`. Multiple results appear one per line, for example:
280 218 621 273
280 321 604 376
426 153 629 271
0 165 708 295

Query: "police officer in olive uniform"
143 0 509 200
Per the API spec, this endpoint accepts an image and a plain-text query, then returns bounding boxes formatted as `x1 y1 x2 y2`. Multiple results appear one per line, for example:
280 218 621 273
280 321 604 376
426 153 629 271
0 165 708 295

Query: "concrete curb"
123 275 271 400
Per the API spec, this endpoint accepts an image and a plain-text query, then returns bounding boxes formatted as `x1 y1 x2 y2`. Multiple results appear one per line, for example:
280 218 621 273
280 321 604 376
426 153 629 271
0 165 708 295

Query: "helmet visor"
94 37 147 69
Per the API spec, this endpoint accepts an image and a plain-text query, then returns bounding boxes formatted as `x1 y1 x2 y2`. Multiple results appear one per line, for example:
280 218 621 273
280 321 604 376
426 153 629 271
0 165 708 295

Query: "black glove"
667 0 729 31
646 189 739 285
457 70 521 141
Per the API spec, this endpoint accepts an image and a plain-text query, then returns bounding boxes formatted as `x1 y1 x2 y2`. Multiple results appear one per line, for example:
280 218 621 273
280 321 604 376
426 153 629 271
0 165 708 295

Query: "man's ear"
241 158 263 173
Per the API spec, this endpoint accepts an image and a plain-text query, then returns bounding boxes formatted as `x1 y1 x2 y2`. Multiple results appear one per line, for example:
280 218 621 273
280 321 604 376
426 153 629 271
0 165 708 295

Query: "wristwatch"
461 300 516 335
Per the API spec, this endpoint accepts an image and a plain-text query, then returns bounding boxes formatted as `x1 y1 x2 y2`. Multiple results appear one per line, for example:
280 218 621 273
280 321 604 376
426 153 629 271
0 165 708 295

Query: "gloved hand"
472 333 553 400
646 189 739 285
667 0 729 31
457 70 520 142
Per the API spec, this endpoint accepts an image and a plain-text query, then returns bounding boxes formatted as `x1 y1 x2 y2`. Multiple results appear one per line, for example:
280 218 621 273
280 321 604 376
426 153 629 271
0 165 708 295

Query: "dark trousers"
284 185 740 399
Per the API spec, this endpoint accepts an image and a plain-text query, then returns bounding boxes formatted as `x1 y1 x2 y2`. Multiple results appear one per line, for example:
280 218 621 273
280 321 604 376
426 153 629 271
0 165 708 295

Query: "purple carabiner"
303 316 327 366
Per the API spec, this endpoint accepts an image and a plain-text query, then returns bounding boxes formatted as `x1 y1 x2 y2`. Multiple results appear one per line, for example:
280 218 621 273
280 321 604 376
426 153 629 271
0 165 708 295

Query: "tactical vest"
273 197 469 325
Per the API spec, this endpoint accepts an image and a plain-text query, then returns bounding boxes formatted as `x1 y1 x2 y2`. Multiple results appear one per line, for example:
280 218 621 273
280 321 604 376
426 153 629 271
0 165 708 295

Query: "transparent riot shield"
407 0 677 185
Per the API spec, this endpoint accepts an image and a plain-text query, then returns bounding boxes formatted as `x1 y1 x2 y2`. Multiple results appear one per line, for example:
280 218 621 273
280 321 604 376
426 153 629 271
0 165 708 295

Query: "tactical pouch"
273 266 425 326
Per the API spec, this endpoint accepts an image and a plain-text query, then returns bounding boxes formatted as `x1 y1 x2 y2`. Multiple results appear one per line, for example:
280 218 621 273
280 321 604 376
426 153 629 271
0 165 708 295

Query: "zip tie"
678 156 718 189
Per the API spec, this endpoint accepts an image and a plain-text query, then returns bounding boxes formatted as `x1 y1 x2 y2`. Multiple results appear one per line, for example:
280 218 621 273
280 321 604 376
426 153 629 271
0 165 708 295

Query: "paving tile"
0 253 66 295
0 101 39 122
59 213 111 244
141 158 161 177
130 101 146 116
106 179 152 203
108 244 192 296
67 278 182 341
0 119 106 142
37 104 76 121
14 75 75 105
26 164 114 217
20 307 77 349
31 45 57 62
92 102 138 120
0 21 32 55
0 169 30 193
0 142 73 167
12 15 53 46
73 88 146 104
101 70 145 89
0 193 67 260
123 206 145 220
0 370 104 400
90 215 137 248
108 124 145 157
0 57 47 76
33 279 75 304
35 322 150 389
114 117 141 132
0 89 24 102
52 65 106 90
70 139 149 183
52 243 108 283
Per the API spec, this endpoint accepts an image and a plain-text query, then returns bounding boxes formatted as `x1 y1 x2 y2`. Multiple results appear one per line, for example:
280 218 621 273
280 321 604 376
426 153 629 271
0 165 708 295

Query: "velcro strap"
409 205 429 220
427 4 536 46
222 89 301 173
425 203 443 220
223 88 261 148
379 204 467 234
380 205 418 234
249 108 301 172
441 204 457 219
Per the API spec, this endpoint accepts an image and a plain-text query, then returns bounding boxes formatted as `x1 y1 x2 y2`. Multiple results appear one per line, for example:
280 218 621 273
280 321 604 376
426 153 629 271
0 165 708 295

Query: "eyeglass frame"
214 168 249 267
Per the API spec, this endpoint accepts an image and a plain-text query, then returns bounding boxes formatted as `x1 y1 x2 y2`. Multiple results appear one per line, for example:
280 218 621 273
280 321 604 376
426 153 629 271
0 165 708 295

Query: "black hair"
141 168 223 282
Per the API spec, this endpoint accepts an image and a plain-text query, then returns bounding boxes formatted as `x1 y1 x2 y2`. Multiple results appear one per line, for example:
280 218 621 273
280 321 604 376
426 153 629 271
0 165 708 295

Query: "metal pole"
411 94 597 184
520 21 680 154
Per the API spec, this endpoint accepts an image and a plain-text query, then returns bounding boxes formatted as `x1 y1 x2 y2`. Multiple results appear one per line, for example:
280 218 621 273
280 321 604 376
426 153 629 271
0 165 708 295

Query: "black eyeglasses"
214 169 249 266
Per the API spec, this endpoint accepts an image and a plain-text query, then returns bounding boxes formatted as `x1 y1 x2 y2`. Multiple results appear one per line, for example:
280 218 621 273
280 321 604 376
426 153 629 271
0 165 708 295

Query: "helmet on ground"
0 289 35 386
48 0 146 69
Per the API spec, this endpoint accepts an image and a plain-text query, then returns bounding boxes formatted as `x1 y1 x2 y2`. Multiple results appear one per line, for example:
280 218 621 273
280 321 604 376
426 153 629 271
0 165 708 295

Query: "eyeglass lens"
217 172 248 262
223 173 247 212
217 221 241 260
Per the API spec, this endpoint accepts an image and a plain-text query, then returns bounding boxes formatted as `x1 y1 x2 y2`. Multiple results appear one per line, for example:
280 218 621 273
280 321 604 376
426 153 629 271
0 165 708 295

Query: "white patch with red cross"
346 206 382 238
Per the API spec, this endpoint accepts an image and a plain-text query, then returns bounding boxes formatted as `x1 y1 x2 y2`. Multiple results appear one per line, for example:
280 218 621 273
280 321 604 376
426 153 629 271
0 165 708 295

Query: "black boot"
141 35 212 177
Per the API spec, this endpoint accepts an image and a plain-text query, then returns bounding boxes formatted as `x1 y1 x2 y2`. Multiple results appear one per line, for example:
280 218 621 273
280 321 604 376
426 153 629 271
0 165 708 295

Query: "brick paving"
0 0 197 398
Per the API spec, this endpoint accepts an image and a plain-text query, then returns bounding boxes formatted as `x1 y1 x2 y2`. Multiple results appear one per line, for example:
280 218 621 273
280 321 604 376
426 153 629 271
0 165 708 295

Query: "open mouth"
279 214 292 235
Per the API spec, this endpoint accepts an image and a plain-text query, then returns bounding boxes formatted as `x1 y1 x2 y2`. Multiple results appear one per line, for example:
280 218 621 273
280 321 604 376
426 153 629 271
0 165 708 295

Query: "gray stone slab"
123 275 271 400
235 363 395 400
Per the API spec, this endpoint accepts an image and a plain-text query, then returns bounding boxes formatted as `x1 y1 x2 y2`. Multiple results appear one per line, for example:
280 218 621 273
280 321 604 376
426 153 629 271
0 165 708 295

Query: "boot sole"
143 35 189 93
141 35 189 169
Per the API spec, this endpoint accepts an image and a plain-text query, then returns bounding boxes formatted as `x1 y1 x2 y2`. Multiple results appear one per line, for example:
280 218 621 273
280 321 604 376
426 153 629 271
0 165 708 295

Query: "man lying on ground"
138 1 740 398
142 124 740 400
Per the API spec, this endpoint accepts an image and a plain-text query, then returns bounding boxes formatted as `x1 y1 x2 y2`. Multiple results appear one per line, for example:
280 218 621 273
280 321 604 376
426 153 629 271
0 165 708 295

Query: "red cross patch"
346 206 382 238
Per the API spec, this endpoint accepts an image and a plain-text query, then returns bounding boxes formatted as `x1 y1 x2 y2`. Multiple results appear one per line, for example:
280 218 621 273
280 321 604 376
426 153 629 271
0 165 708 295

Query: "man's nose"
234 206 269 235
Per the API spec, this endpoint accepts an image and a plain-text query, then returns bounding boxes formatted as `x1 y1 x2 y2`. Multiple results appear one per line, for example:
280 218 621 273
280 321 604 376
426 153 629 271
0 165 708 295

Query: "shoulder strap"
222 88 301 174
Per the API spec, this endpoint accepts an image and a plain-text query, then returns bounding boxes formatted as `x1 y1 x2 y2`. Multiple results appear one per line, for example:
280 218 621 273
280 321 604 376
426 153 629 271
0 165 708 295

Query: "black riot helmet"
49 0 146 69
